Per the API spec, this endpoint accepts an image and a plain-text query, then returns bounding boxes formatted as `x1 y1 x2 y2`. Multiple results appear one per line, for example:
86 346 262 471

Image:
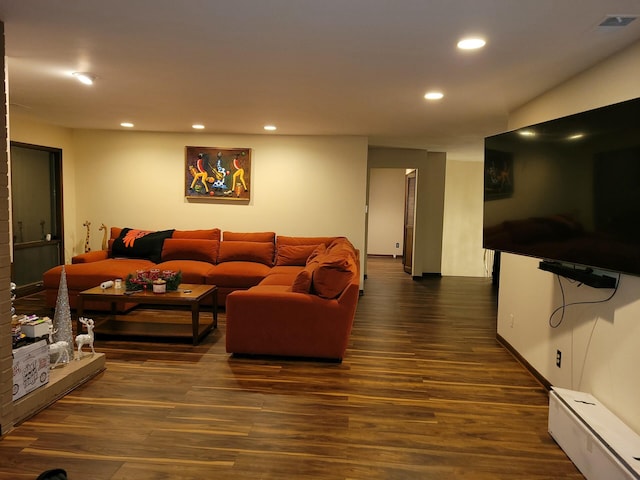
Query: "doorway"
10 142 64 296
403 170 417 274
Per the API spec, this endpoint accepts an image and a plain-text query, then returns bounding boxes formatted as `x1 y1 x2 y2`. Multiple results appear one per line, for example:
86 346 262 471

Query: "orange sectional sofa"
225 235 360 361
42 227 360 360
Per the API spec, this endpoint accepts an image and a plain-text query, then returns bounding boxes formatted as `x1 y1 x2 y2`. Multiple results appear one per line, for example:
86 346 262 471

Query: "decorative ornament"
83 220 91 252
99 223 108 250
47 323 70 368
52 266 75 361
125 269 182 292
75 317 95 358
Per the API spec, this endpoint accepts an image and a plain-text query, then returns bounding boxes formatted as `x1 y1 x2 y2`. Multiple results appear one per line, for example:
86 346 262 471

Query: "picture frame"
484 149 513 200
185 146 251 201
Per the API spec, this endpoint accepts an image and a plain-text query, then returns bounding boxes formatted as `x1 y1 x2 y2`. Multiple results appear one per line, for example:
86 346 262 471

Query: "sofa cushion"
154 259 213 284
307 243 327 263
269 265 304 276
173 228 221 240
312 253 357 299
206 261 272 288
110 227 123 240
276 235 335 247
218 241 274 266
275 244 321 266
326 237 358 258
161 238 219 263
259 271 300 286
43 258 156 291
111 228 175 263
291 262 320 293
223 231 275 243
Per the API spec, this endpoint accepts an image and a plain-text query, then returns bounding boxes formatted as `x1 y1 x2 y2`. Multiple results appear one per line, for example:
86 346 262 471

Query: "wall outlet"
395 242 400 248
556 350 562 368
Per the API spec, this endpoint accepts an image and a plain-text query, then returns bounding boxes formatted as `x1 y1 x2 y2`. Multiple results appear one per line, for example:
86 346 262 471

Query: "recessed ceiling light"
264 125 277 131
457 37 486 50
120 122 134 128
192 124 205 130
568 133 584 140
72 72 96 85
424 91 444 100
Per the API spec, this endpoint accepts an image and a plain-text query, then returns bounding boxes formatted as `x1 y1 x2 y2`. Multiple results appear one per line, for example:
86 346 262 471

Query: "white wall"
498 39 640 433
367 168 404 256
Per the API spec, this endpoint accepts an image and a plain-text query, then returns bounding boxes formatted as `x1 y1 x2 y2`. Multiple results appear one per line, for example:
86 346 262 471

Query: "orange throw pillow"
312 254 356 299
276 244 320 266
291 262 319 293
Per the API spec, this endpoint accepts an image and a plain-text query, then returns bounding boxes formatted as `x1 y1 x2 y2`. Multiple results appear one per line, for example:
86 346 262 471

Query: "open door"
403 170 416 274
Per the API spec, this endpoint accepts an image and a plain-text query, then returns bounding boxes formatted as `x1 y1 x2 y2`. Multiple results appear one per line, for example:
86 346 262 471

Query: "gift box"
12 340 50 400
21 318 52 338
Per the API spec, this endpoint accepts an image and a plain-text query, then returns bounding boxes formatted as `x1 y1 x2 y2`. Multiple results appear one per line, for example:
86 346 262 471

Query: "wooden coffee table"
76 284 217 345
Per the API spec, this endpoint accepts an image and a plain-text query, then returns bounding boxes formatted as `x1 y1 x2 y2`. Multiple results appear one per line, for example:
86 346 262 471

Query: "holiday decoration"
47 323 70 368
75 317 95 358
52 266 75 361
125 269 182 292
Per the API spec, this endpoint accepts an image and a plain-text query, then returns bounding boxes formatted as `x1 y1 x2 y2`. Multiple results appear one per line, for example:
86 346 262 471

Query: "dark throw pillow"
111 228 175 263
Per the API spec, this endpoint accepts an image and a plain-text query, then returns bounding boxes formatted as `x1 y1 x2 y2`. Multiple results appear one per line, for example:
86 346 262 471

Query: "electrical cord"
549 273 621 328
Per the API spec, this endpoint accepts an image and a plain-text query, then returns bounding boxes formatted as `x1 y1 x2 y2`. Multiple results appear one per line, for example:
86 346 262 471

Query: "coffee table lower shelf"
76 284 217 345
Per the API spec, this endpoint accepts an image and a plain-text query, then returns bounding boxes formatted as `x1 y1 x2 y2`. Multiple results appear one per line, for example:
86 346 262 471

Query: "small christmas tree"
53 266 74 362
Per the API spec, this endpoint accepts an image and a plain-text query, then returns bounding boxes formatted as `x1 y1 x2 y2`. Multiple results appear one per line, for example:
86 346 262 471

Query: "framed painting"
484 149 513 200
185 146 251 201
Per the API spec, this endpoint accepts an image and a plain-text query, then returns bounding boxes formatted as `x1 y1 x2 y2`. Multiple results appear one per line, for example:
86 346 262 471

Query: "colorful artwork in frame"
185 146 251 201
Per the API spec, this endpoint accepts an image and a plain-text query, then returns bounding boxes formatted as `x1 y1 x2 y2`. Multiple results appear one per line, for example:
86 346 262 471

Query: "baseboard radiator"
548 387 640 480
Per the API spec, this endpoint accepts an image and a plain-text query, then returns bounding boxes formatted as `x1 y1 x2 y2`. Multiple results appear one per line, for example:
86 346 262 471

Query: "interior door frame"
10 141 64 295
403 170 417 275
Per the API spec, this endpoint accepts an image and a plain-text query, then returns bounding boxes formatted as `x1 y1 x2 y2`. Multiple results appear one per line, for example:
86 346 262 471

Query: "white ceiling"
1 0 640 161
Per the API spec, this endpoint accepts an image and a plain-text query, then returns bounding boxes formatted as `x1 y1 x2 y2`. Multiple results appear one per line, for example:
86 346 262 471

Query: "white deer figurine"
47 324 70 368
75 317 95 358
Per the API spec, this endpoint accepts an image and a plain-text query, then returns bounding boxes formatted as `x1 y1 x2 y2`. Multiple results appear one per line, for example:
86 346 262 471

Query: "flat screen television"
483 96 640 279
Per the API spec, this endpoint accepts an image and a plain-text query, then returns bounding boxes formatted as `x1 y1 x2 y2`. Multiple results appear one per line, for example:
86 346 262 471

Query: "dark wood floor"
2 256 582 479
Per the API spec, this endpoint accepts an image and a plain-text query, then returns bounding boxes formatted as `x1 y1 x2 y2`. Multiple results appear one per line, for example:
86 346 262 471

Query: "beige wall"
8 126 368 271
367 168 404 256
441 159 487 277
10 114 77 261
497 39 640 433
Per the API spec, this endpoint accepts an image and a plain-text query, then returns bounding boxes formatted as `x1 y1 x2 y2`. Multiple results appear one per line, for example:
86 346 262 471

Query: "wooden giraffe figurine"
83 220 91 252
99 223 108 250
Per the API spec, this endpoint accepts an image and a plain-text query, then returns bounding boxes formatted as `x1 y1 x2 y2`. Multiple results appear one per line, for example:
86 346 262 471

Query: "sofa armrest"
225 283 360 359
227 288 347 322
71 250 109 264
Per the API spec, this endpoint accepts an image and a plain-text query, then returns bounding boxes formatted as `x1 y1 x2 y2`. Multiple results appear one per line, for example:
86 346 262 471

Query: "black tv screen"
483 96 640 277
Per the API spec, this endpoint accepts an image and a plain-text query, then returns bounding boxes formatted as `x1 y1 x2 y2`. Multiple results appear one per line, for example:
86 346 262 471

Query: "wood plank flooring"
2 256 583 479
